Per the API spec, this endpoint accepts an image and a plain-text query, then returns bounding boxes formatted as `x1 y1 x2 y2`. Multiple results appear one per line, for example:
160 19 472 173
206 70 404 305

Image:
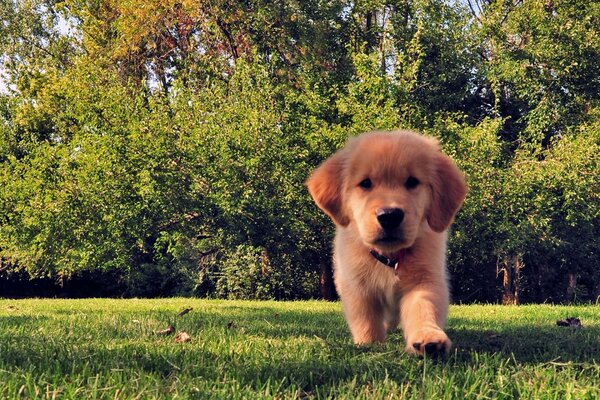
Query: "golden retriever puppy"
306 130 467 357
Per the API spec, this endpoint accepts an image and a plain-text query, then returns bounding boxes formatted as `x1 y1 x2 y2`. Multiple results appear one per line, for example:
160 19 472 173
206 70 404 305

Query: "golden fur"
306 130 467 356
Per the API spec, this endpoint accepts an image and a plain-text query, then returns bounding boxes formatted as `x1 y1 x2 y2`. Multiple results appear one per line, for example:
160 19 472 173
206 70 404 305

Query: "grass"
0 299 599 399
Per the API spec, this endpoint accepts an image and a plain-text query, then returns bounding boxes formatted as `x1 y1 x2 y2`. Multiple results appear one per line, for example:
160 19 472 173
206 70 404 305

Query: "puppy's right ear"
306 150 350 227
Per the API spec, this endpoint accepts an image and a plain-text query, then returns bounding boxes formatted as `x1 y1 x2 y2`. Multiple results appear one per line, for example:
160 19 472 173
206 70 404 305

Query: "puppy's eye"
405 176 420 189
359 178 372 190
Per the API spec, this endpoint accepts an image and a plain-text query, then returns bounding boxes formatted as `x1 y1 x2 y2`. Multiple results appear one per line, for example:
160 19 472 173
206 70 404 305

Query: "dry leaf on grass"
178 307 193 317
175 331 192 343
556 317 582 329
156 325 176 335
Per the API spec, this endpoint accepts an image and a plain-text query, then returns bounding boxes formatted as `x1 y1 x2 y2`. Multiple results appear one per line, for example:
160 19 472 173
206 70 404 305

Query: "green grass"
1 299 599 399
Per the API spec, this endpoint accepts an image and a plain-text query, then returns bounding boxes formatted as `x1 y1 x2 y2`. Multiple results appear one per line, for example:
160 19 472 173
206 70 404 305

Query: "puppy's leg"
384 312 400 333
400 282 451 357
340 293 386 345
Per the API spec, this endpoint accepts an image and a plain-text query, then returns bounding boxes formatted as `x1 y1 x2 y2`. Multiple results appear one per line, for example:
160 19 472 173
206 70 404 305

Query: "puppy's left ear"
428 152 468 233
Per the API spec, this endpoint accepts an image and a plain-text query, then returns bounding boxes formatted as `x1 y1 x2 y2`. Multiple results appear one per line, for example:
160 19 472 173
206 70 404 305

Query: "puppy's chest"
335 255 400 291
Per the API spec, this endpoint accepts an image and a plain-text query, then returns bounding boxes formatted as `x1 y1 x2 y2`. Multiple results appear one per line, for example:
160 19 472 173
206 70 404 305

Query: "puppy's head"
306 130 467 253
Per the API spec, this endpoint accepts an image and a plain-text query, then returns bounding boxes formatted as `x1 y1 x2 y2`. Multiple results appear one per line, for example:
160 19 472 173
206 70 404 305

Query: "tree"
0 0 598 302
471 0 600 143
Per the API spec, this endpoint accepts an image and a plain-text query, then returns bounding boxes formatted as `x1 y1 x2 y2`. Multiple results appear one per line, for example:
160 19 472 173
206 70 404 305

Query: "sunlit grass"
1 299 599 399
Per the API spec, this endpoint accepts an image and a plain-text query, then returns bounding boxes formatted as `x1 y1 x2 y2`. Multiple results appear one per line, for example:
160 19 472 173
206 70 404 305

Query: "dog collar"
369 249 406 271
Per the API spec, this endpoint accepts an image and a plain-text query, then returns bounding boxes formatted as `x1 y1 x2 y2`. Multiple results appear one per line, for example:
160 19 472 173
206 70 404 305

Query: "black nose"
376 208 405 230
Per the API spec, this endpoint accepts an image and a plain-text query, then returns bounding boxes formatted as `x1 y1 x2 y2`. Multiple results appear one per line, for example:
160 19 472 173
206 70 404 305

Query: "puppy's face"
307 131 467 253
345 134 433 251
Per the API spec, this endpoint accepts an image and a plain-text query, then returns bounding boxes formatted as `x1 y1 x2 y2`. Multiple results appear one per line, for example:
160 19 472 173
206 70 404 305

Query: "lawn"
0 299 598 399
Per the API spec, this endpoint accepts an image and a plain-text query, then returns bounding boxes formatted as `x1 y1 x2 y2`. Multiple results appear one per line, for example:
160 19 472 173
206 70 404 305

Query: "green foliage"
433 117 509 301
213 245 277 300
0 0 598 301
480 0 600 142
338 51 403 133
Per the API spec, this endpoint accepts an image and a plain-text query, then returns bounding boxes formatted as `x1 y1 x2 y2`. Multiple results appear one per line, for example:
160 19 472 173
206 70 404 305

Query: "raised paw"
406 328 451 358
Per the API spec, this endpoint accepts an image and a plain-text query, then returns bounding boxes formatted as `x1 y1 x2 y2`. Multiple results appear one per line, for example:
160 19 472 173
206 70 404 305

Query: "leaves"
174 331 192 343
556 317 582 329
156 325 176 335
0 0 598 302
177 307 193 317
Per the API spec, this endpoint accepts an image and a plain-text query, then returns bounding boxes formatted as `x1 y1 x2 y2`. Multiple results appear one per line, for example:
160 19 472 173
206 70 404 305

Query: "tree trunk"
260 248 270 276
566 272 577 303
594 281 600 304
498 254 523 305
319 261 337 301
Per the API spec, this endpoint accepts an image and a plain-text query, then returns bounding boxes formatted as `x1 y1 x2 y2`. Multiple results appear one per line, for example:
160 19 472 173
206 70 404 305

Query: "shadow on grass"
196 305 600 364
447 318 600 364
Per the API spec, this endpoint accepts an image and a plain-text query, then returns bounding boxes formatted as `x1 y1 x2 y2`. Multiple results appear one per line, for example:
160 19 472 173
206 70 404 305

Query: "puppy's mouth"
377 236 401 243
372 234 405 250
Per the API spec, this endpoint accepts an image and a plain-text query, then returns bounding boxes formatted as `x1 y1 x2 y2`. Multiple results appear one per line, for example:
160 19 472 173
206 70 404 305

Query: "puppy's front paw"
406 328 451 358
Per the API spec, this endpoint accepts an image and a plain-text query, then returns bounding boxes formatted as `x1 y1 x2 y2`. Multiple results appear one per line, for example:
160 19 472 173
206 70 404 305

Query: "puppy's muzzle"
376 207 405 231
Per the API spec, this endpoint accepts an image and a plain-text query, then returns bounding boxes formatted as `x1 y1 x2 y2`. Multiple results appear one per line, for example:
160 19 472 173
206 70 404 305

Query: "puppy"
307 130 467 356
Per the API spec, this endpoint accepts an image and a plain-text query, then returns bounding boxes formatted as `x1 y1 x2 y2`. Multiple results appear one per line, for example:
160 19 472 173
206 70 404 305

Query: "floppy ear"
306 150 350 227
428 153 468 232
